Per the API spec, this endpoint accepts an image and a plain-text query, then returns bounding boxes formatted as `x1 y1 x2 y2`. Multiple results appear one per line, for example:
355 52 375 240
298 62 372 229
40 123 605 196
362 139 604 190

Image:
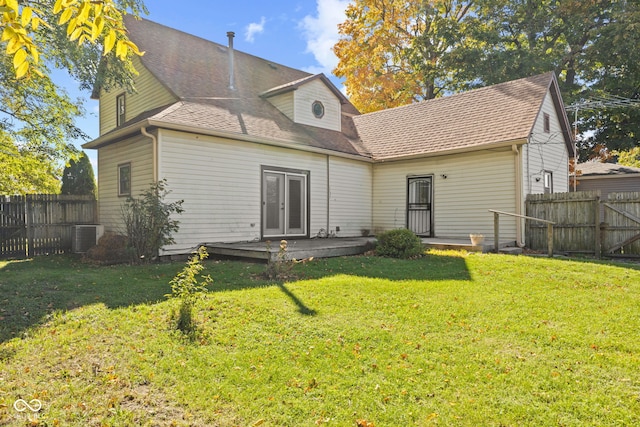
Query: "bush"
167 246 212 336
121 180 184 263
84 232 129 265
375 228 424 259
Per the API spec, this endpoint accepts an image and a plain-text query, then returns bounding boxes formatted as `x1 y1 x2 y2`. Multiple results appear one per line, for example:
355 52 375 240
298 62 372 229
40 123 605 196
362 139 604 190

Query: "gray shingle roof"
114 17 365 157
578 161 640 176
91 18 571 161
353 72 570 160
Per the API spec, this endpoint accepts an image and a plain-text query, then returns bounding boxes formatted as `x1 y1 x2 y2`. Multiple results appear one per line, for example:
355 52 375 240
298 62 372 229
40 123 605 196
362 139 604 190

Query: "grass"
1 252 640 426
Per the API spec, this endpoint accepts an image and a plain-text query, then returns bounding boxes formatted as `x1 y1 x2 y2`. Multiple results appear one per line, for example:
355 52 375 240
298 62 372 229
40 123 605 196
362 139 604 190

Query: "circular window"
312 101 325 119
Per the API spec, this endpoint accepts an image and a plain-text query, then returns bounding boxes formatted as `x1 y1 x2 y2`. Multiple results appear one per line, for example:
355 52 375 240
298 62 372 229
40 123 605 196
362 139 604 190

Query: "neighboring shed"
575 161 640 197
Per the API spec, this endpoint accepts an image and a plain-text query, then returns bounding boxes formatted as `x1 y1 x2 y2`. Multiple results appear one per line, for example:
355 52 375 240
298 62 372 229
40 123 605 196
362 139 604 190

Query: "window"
311 101 324 119
543 112 550 133
118 163 131 196
116 93 126 126
543 171 553 194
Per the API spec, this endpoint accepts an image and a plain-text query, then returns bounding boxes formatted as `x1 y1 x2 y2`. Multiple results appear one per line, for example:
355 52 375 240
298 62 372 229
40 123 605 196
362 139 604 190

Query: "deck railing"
489 209 555 257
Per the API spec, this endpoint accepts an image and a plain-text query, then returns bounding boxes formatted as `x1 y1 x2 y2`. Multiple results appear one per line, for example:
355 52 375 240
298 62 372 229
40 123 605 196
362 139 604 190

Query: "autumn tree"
333 0 475 113
335 0 640 158
1 0 146 192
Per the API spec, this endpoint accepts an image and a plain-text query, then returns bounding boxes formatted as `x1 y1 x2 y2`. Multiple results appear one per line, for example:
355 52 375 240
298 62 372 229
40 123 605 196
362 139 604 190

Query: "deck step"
498 246 523 255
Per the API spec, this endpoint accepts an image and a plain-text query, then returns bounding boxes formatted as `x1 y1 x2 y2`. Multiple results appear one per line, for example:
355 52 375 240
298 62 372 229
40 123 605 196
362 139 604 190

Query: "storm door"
407 176 433 236
262 170 307 238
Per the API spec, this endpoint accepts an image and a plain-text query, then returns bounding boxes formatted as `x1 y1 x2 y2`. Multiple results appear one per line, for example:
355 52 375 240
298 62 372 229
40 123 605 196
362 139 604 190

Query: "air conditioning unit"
72 225 104 253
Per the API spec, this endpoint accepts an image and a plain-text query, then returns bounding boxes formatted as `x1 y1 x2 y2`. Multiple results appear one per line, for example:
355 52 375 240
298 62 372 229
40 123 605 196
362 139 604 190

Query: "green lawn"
1 252 639 426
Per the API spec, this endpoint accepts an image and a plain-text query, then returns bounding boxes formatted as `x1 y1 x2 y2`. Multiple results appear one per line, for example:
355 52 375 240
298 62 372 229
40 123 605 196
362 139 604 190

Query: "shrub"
120 180 184 263
375 228 424 259
84 232 129 265
168 246 212 336
264 240 294 280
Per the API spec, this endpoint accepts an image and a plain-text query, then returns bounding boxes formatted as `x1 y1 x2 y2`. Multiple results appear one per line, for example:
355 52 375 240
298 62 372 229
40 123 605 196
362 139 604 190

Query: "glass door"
263 170 307 238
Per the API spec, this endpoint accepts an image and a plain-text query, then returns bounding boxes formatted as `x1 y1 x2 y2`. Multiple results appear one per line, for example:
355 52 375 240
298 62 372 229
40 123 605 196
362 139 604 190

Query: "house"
575 161 640 199
83 18 574 255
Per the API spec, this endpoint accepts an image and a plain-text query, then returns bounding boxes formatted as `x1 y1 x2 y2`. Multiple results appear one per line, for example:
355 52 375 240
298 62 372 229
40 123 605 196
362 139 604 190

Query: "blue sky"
67 0 351 165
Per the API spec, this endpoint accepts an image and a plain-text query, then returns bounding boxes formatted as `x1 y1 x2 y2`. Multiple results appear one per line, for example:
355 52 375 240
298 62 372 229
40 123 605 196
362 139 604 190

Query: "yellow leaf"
31 16 41 31
70 27 83 41
1 27 15 42
13 48 27 69
6 38 21 55
66 17 77 37
15 60 29 79
53 0 64 14
59 8 73 25
6 0 19 13
30 46 39 64
103 29 115 54
92 16 104 40
115 39 127 59
21 7 33 28
77 1 90 24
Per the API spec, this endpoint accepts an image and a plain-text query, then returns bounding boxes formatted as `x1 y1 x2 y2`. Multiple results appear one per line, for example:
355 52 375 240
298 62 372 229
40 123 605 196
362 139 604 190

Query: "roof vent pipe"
227 31 235 90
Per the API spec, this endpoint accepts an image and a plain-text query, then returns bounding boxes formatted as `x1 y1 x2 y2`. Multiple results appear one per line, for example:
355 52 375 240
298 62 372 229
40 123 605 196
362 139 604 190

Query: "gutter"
140 126 158 182
512 144 525 247
83 119 373 164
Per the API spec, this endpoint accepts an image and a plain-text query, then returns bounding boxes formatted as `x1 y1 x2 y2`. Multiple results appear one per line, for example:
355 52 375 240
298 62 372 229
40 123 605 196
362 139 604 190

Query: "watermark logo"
13 399 42 422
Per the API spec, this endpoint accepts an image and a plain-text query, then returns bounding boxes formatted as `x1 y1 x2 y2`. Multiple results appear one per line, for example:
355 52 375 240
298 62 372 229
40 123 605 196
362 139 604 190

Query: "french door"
262 170 307 238
407 176 433 236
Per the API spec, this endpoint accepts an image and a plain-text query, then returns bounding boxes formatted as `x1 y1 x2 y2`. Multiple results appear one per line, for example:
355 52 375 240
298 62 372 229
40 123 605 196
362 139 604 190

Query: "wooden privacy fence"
0 194 97 258
525 191 640 257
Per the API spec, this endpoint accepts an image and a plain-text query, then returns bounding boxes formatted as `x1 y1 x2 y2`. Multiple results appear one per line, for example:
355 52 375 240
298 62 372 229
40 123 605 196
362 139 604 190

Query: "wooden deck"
206 237 377 262
205 236 517 261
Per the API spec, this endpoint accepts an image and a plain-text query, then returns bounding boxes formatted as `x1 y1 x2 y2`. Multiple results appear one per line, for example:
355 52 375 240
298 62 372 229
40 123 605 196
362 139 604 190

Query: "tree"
60 151 96 197
333 0 475 113
334 0 640 158
0 130 59 194
616 147 640 168
1 0 146 180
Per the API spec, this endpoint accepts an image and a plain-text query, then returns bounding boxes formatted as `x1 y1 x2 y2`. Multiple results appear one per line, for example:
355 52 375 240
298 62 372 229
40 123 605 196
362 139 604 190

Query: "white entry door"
263 170 307 238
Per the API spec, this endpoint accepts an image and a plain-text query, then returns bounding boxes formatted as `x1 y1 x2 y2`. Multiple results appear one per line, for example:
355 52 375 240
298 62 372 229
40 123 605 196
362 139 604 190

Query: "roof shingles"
353 73 555 160
92 18 566 161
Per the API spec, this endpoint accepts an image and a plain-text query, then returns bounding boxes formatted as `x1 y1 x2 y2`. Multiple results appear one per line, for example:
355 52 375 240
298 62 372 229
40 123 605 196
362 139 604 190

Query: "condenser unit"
72 225 104 253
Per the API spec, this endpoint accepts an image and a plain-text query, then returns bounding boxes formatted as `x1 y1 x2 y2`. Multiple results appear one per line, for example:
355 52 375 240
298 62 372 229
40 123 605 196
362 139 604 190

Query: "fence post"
594 194 601 259
547 223 554 257
494 212 500 252
25 195 32 257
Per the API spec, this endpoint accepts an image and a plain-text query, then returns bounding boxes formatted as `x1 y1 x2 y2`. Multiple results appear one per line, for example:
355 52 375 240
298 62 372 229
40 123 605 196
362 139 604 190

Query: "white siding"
158 130 332 253
99 57 177 135
328 157 373 236
293 79 341 131
97 135 154 232
523 91 570 195
372 149 518 240
267 92 294 121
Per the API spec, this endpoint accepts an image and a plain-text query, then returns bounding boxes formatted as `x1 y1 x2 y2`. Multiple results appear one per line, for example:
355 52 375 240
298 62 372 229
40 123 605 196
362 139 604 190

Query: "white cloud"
299 0 350 75
245 17 266 43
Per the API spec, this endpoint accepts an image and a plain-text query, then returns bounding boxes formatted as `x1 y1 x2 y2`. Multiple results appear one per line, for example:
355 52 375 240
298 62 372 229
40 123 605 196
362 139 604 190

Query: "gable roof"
578 161 640 177
86 17 365 157
87 18 574 163
353 72 574 161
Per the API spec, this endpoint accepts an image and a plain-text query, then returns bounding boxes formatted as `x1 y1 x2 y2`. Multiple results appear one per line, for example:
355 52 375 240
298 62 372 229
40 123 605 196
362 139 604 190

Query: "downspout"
512 144 525 247
141 127 158 182
326 155 330 234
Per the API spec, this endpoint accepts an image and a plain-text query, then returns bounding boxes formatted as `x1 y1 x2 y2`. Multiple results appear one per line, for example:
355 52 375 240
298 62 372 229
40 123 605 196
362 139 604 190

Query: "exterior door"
407 176 433 236
263 170 307 238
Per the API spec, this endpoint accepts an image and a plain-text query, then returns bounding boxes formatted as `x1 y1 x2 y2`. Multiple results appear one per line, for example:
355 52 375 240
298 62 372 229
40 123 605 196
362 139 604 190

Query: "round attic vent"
312 101 325 119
